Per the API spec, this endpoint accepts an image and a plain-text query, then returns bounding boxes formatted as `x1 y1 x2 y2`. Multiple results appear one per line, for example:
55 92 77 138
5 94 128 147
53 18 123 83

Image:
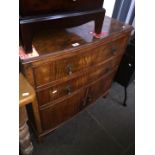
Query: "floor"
31 82 135 155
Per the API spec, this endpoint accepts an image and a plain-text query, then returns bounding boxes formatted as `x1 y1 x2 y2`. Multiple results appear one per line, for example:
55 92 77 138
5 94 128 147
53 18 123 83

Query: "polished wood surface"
20 0 105 52
31 36 126 87
21 16 132 62
19 73 36 107
20 9 105 53
40 89 85 131
19 73 34 154
20 16 133 141
20 0 104 16
36 56 121 107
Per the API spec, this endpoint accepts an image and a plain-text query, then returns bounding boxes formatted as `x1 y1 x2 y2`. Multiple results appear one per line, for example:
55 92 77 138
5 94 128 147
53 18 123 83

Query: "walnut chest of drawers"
20 16 133 141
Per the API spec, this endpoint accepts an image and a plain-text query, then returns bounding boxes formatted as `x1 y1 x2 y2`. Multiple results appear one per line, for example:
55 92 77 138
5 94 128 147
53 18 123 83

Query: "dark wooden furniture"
19 73 41 153
20 16 133 141
114 35 135 106
20 0 105 53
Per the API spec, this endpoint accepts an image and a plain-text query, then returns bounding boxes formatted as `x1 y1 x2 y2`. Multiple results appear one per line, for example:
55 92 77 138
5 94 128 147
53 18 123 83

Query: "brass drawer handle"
111 46 117 55
105 67 112 74
65 85 72 95
66 64 73 75
87 95 92 103
82 99 87 106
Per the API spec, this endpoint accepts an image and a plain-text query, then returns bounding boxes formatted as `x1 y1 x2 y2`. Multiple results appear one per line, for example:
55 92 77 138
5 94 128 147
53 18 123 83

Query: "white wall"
103 0 116 17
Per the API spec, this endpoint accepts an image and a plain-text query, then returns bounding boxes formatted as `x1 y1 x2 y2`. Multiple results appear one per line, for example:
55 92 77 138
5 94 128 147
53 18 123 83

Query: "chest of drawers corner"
20 16 133 141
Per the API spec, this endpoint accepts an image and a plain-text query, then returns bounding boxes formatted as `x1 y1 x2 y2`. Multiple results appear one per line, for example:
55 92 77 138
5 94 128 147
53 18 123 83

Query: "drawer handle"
105 67 112 74
82 99 87 106
72 0 77 2
111 46 117 55
87 95 92 103
65 85 72 95
66 64 73 75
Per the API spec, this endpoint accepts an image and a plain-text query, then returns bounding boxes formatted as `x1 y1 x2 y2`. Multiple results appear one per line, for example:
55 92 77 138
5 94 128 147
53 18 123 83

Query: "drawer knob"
87 96 92 103
105 67 112 74
72 0 77 2
65 85 72 95
82 99 87 106
66 64 73 75
111 46 117 55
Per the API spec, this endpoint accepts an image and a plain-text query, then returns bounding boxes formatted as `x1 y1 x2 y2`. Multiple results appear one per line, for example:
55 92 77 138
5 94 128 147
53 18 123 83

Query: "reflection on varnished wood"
33 28 87 55
31 16 131 57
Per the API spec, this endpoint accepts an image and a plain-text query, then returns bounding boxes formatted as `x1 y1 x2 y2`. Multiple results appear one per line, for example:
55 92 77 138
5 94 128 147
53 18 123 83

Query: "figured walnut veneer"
20 16 133 141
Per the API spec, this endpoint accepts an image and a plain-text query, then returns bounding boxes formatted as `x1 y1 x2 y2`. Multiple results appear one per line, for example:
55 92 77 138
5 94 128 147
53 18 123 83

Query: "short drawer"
20 0 104 16
36 56 121 107
33 37 127 87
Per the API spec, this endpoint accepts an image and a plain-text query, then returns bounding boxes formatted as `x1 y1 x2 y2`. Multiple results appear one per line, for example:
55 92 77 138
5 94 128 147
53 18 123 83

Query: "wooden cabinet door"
40 89 86 131
84 70 117 107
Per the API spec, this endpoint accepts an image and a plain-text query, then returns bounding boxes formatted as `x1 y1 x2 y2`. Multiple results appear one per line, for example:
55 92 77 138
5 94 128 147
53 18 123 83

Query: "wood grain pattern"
36 55 122 107
20 0 105 53
40 89 86 131
31 36 127 87
20 17 131 65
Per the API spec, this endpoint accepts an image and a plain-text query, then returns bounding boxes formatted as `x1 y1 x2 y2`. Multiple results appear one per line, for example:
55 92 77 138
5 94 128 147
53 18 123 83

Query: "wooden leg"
19 107 33 155
19 123 33 155
37 135 44 144
102 90 109 99
20 24 33 53
103 94 108 98
94 9 106 34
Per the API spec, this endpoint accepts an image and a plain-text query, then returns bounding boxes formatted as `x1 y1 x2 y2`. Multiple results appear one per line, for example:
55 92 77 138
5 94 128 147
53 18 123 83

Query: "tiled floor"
31 82 135 155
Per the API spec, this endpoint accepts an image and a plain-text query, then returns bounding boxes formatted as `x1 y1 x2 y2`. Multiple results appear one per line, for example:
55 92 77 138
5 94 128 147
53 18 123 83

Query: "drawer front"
37 56 121 107
33 37 127 87
20 0 104 16
40 89 86 131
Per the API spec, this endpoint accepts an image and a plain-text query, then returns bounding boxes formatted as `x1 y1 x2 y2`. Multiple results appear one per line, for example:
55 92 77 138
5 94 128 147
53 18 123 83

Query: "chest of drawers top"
20 0 104 16
21 16 132 64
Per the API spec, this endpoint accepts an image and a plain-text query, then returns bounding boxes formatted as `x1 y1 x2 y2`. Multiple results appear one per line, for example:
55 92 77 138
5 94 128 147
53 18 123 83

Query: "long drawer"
36 55 122 107
33 37 127 87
